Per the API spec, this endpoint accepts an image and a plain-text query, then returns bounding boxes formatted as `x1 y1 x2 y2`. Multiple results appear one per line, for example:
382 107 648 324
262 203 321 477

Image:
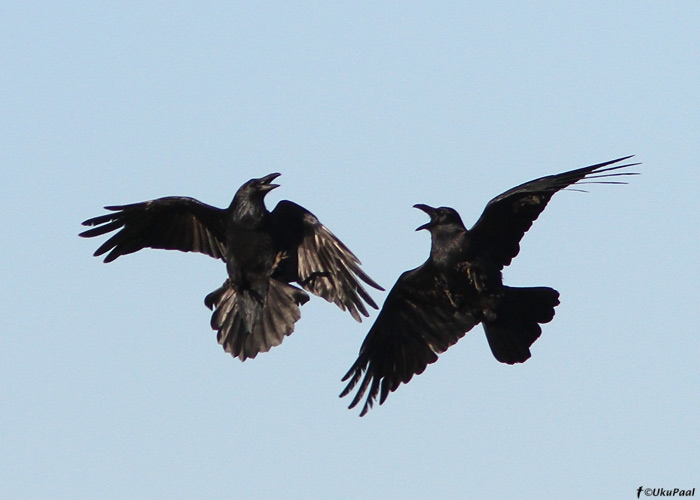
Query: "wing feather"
340 264 478 416
270 200 383 320
80 196 227 262
470 156 639 268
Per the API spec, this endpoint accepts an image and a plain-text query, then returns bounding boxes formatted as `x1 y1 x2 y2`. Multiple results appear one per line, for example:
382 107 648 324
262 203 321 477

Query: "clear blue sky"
2 2 698 499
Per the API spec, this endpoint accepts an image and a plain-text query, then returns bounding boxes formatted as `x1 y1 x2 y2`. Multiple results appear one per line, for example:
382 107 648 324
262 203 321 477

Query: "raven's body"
341 157 638 416
81 173 383 360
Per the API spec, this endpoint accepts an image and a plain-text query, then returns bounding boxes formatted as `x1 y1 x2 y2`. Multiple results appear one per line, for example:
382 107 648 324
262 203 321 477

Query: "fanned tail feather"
205 279 310 360
482 286 560 364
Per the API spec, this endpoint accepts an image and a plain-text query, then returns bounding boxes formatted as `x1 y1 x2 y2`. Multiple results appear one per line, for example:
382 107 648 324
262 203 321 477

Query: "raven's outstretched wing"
340 264 479 416
469 156 639 268
270 200 383 321
80 197 227 262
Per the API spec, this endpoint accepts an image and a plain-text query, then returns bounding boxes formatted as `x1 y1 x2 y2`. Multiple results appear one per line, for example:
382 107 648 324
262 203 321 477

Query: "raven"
80 173 383 360
340 156 638 416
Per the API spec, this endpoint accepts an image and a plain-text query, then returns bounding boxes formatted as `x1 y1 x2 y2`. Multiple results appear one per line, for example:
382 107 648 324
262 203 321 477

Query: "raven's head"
413 204 465 231
230 173 281 214
234 172 281 201
248 172 281 194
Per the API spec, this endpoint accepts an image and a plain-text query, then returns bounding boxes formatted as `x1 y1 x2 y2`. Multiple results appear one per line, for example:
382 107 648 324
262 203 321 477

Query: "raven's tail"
204 279 310 361
482 286 560 364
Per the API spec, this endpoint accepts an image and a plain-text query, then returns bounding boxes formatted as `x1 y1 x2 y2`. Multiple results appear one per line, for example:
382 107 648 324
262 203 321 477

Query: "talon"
272 251 289 271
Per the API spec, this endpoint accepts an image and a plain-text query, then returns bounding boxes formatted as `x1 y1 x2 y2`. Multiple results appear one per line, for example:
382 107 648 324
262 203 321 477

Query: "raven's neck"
429 225 469 269
229 195 268 228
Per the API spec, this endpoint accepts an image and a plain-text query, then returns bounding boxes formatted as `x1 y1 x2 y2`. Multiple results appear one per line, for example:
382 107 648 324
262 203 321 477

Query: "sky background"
2 2 698 499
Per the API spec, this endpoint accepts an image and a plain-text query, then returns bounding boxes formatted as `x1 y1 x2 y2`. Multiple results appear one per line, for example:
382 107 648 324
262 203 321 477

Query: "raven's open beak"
259 172 281 191
413 204 436 231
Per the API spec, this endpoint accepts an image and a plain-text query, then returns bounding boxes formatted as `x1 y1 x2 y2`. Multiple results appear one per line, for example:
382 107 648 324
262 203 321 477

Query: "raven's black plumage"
80 173 383 360
341 157 639 416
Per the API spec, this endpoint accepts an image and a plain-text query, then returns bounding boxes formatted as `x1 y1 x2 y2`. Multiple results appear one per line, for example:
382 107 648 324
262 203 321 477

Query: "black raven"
340 156 639 416
80 173 383 360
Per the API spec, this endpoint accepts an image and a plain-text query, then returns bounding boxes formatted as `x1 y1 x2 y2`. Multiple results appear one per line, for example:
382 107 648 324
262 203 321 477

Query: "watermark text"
638 487 696 498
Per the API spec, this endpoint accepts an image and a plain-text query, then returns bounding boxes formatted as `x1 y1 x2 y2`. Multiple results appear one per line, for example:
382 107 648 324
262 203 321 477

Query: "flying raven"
340 156 638 416
80 173 383 360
